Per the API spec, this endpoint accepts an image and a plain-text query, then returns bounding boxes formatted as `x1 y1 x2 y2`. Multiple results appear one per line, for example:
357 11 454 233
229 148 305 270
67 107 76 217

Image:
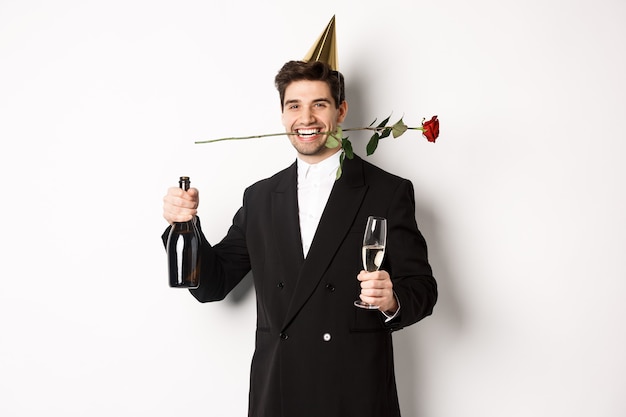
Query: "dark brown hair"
275 60 345 109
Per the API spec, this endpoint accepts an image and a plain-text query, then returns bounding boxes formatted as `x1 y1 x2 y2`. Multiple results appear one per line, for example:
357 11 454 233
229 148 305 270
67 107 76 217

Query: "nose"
300 107 316 124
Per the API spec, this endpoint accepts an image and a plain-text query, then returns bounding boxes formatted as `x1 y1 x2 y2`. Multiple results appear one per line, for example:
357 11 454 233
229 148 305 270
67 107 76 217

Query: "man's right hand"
162 187 199 224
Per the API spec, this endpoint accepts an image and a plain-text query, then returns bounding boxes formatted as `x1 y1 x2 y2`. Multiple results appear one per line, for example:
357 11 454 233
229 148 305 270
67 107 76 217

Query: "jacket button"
279 333 288 340
277 282 285 289
322 333 331 342
325 283 335 292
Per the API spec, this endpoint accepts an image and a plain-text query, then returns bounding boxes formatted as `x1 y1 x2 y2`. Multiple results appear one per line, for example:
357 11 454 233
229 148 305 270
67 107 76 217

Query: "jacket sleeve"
384 179 438 330
161 203 252 303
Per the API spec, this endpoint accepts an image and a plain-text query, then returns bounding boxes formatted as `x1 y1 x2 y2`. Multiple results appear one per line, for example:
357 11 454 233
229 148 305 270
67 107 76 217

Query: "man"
162 59 437 416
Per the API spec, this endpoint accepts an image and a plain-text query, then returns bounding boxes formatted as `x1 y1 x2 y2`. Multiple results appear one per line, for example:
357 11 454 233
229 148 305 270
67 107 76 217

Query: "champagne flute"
354 216 387 309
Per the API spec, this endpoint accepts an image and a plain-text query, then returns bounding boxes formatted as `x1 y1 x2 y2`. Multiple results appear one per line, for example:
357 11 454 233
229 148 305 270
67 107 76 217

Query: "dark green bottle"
166 176 200 288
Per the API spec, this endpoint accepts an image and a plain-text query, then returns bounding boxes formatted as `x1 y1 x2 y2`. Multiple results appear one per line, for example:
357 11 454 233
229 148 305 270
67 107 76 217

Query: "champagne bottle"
167 176 201 288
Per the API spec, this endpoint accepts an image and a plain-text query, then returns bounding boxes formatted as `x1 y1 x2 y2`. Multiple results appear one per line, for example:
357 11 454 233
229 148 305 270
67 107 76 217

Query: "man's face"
281 80 348 164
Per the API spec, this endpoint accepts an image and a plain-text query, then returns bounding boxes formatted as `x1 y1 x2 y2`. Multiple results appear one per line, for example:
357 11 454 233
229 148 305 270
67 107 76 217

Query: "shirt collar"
297 150 342 181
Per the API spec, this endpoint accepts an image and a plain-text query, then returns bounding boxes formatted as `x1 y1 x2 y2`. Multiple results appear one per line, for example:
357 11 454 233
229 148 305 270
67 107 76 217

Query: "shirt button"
322 333 331 342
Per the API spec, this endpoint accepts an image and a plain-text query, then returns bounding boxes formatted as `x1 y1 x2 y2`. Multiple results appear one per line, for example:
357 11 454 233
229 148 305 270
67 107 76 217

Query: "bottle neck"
178 176 190 191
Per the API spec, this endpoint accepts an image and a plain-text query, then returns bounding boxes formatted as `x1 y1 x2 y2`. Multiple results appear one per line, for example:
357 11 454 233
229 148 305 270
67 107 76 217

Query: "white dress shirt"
297 151 341 258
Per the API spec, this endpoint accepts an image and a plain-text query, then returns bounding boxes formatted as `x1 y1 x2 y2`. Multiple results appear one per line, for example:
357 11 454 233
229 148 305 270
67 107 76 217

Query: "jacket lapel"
271 162 305 272
281 155 367 330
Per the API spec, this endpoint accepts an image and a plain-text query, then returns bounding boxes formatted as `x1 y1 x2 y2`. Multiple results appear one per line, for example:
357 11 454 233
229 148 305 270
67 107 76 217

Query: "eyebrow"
284 97 332 106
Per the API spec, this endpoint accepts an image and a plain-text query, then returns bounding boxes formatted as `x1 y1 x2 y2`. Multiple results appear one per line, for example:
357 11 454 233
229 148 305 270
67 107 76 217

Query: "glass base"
354 300 380 310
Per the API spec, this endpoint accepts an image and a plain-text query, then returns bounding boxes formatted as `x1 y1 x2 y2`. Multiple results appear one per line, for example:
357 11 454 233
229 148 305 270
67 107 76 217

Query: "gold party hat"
303 15 338 71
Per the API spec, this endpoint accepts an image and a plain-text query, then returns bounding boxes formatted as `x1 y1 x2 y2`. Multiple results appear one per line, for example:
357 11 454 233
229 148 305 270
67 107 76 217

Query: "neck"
298 146 342 165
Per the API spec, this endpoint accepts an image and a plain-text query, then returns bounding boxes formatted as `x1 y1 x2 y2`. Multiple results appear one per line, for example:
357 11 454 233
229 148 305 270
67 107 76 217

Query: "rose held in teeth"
281 79 348 164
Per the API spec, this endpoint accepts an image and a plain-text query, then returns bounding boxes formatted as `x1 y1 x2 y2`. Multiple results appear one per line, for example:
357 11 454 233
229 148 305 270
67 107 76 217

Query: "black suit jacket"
167 154 437 417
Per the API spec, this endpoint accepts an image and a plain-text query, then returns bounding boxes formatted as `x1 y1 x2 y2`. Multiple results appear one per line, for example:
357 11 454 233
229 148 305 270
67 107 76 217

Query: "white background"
1 0 625 416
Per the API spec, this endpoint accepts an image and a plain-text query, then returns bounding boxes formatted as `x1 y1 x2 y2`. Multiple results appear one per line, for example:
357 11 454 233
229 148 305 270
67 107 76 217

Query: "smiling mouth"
295 128 322 139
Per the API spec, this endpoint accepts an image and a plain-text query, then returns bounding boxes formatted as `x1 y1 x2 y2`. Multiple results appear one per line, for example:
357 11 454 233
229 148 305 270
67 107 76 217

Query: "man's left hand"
357 270 398 314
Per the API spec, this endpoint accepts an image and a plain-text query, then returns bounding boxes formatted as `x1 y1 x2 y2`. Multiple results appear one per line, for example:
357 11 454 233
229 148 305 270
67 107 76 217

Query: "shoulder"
243 160 297 195
345 154 411 187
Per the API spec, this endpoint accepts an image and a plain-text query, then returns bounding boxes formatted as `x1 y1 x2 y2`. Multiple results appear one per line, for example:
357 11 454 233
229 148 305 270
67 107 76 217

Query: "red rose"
422 115 439 143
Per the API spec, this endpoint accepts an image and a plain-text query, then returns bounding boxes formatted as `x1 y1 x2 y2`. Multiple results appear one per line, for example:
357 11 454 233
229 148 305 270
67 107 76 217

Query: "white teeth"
297 129 320 137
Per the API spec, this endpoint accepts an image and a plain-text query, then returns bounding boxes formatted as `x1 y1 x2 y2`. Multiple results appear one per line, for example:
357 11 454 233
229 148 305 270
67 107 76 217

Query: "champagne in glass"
354 216 387 309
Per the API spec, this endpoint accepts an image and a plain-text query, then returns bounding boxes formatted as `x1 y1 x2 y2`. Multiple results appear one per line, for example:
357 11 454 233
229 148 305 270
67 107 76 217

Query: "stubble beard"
290 135 329 157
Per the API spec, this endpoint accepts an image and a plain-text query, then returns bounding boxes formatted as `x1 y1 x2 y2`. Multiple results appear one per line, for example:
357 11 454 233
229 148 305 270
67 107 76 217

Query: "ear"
337 100 348 123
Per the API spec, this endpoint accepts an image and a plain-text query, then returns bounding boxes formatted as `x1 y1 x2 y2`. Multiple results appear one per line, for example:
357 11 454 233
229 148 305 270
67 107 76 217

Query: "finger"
357 270 391 283
358 292 389 306
360 287 386 298
360 279 393 292
164 192 198 209
187 187 199 199
163 203 196 222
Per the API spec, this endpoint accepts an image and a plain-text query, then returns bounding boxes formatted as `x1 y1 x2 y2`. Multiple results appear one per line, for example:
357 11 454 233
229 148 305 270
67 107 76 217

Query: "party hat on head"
303 15 338 71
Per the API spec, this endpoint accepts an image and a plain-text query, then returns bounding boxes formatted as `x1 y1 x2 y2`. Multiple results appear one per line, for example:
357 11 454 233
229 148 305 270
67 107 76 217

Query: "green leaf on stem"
366 132 380 156
377 115 391 129
336 152 345 180
342 135 354 160
326 127 342 149
379 127 392 140
326 134 340 149
392 118 408 138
